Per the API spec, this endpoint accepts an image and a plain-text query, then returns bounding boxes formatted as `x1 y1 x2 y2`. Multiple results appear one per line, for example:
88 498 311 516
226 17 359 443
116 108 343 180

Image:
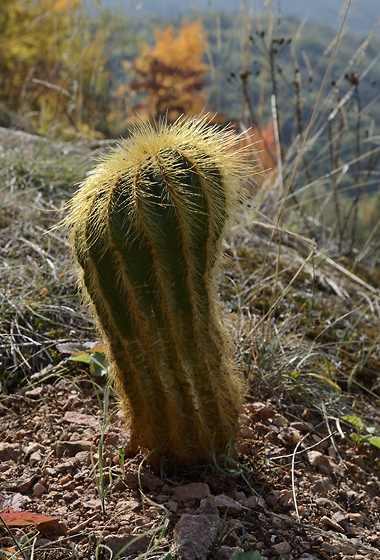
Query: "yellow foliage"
0 0 109 137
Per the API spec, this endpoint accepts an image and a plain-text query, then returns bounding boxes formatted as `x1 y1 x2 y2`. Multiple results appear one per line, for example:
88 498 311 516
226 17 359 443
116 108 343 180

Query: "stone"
57 440 93 458
270 541 292 555
321 515 345 533
24 387 44 399
272 414 288 427
246 402 276 420
171 482 210 503
214 494 243 515
0 443 23 463
307 451 332 474
244 495 266 509
33 483 47 497
105 533 150 555
36 519 68 537
214 546 240 560
278 489 294 508
173 513 220 560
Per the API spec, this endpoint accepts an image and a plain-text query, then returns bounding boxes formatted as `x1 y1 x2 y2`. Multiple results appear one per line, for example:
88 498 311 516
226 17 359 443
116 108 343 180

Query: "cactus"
63 115 249 471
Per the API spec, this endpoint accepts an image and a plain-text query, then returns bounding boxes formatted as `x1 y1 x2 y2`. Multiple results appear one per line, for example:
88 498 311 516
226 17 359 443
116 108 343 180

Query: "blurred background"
1 0 379 249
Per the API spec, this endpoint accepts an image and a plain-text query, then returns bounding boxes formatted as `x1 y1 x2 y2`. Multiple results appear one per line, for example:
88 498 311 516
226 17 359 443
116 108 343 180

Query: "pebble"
104 533 150 555
244 495 266 509
33 482 47 497
171 482 210 502
173 513 220 560
246 402 276 420
214 494 243 515
270 541 292 555
307 450 332 474
214 546 240 560
0 442 23 462
321 515 345 533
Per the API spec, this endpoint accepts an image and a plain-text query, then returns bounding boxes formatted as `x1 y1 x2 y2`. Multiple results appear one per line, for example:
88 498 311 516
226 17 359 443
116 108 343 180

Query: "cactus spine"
64 116 248 471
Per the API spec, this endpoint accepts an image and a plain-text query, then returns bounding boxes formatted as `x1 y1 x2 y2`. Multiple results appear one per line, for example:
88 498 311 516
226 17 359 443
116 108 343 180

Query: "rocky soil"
1 373 380 560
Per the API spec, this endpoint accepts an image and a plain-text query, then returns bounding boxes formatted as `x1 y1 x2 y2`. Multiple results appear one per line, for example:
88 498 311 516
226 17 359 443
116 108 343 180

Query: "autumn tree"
121 21 209 123
0 0 110 137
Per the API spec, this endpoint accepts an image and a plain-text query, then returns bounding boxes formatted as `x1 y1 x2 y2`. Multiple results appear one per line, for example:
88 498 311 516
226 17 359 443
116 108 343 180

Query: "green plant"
342 415 380 450
61 115 250 471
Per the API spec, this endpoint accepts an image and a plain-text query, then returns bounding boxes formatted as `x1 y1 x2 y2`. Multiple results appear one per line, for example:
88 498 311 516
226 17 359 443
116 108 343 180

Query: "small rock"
272 414 288 427
214 546 240 560
321 515 345 533
349 512 365 524
16 471 40 493
105 533 150 555
173 513 220 560
33 483 47 497
270 541 292 555
321 542 340 553
309 477 333 496
36 519 68 537
307 451 332 474
0 443 23 463
24 387 44 399
278 489 293 508
246 402 276 420
57 440 93 458
244 495 266 509
171 482 210 503
165 500 178 513
214 494 243 515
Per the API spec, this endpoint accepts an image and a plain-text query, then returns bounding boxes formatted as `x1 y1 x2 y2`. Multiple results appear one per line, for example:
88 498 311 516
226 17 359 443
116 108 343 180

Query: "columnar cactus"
63 116 249 471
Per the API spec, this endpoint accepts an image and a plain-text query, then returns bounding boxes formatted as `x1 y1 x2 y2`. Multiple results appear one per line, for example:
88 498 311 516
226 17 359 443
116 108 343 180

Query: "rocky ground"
1 371 380 560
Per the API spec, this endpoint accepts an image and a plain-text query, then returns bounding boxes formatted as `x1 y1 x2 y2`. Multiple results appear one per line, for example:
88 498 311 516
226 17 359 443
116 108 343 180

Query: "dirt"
1 372 380 560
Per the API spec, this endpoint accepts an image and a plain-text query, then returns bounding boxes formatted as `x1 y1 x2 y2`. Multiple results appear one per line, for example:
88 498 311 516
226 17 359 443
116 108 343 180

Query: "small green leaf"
350 433 360 444
71 353 91 364
342 416 363 430
90 352 109 376
233 552 261 560
369 436 380 449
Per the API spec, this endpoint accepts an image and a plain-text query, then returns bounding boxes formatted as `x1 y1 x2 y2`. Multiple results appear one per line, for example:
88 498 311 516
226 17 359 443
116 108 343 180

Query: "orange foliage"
120 21 209 123
233 122 279 187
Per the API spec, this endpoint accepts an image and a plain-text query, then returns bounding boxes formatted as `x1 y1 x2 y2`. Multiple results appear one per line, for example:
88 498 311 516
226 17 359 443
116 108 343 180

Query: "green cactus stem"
63 115 250 471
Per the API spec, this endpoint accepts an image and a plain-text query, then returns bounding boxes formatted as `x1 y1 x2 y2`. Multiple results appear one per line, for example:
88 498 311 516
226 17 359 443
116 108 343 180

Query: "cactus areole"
64 116 249 471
